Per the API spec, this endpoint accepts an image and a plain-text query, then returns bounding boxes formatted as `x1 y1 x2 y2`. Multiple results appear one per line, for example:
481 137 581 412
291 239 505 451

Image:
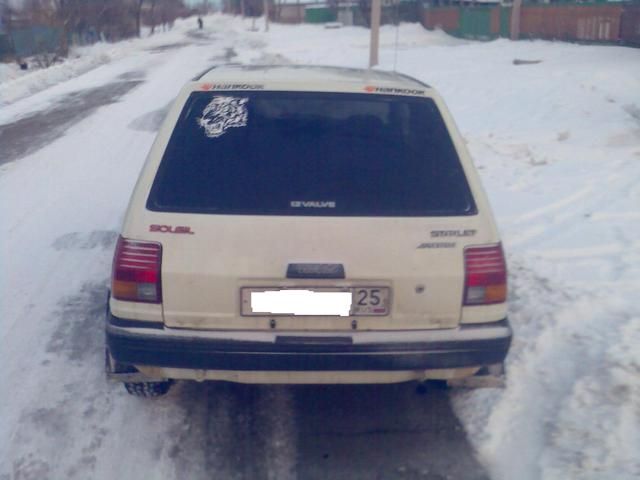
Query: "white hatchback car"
106 65 511 397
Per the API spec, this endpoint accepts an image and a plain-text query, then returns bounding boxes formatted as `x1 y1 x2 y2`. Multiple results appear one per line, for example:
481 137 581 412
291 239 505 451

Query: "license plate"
350 287 391 316
240 287 390 316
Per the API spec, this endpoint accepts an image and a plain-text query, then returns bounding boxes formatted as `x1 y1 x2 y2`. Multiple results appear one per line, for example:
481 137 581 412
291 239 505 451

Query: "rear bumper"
106 313 512 372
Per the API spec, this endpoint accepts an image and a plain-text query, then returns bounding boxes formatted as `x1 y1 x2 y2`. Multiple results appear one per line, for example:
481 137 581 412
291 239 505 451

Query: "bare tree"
1 0 17 62
97 0 137 41
358 0 371 28
136 0 184 35
135 0 144 37
149 0 157 34
52 0 73 55
327 0 338 18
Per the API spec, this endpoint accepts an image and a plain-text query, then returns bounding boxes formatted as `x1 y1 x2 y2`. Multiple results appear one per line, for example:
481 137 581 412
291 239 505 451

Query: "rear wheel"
124 381 172 397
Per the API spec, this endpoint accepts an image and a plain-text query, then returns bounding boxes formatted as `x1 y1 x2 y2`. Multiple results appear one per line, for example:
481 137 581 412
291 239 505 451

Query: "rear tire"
124 381 172 397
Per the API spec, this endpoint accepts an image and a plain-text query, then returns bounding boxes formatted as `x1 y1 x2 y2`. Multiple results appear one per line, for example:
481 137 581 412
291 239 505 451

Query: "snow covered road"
1 16 487 480
1 14 639 480
0 79 143 164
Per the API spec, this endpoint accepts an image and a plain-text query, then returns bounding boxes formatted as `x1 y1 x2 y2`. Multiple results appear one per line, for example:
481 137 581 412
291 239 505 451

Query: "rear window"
147 91 476 216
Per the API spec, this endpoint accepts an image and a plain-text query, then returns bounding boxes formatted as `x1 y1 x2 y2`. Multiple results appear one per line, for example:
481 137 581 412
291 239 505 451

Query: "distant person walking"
198 17 203 29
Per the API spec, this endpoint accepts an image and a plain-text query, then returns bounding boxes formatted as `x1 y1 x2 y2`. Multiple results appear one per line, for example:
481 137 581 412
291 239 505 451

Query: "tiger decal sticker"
197 96 248 138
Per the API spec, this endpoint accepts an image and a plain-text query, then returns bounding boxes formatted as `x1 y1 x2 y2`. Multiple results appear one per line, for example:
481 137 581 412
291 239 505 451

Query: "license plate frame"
240 287 391 317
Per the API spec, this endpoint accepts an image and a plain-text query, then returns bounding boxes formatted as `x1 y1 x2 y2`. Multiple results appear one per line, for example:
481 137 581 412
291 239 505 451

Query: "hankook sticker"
197 96 248 138
200 83 264 91
364 85 426 96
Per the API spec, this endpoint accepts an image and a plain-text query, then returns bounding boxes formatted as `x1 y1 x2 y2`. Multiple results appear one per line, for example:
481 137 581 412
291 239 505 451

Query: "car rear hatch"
151 216 486 330
142 89 483 331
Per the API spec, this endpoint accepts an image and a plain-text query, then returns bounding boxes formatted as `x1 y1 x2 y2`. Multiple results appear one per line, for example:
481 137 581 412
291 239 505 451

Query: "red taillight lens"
463 243 507 306
111 236 162 303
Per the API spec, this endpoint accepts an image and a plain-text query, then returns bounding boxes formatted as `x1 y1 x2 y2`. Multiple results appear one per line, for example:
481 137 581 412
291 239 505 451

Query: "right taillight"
463 243 507 306
111 236 162 303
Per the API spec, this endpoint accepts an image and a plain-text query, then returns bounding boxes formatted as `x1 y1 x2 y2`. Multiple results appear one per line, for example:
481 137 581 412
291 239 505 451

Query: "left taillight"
111 236 162 303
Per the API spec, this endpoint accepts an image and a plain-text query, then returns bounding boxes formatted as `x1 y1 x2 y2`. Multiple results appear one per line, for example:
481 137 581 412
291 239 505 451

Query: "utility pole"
510 0 522 41
369 0 381 67
264 0 269 31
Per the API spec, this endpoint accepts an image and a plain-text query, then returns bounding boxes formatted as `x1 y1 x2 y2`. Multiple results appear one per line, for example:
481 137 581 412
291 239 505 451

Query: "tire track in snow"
156 382 296 480
254 387 297 480
478 140 640 251
0 80 144 165
510 186 593 225
4 281 116 480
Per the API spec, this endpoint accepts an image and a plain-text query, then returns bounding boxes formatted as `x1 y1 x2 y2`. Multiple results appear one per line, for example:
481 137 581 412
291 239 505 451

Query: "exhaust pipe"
105 349 167 383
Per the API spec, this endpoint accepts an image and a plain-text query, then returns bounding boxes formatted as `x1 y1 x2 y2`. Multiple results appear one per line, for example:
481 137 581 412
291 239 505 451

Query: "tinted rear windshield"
147 91 476 216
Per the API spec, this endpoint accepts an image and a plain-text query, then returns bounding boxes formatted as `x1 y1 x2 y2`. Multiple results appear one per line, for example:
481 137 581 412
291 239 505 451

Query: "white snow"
1 13 639 480
1 20 190 107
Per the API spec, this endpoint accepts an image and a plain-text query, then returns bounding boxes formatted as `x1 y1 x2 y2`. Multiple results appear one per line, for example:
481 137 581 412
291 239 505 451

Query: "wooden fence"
421 2 640 45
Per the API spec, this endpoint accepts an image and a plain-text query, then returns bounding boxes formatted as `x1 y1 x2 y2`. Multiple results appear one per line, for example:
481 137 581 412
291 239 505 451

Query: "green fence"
423 2 638 44
459 7 493 40
4 25 63 58
305 6 338 24
0 33 13 58
500 7 511 38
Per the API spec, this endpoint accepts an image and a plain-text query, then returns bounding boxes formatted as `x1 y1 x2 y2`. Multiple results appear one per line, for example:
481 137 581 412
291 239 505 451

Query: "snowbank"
0 16 200 107
1 45 118 106
0 62 22 83
431 40 640 480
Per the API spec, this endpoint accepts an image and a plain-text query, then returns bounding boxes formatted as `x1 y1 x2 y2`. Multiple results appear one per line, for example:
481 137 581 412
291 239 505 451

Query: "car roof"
193 64 431 91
